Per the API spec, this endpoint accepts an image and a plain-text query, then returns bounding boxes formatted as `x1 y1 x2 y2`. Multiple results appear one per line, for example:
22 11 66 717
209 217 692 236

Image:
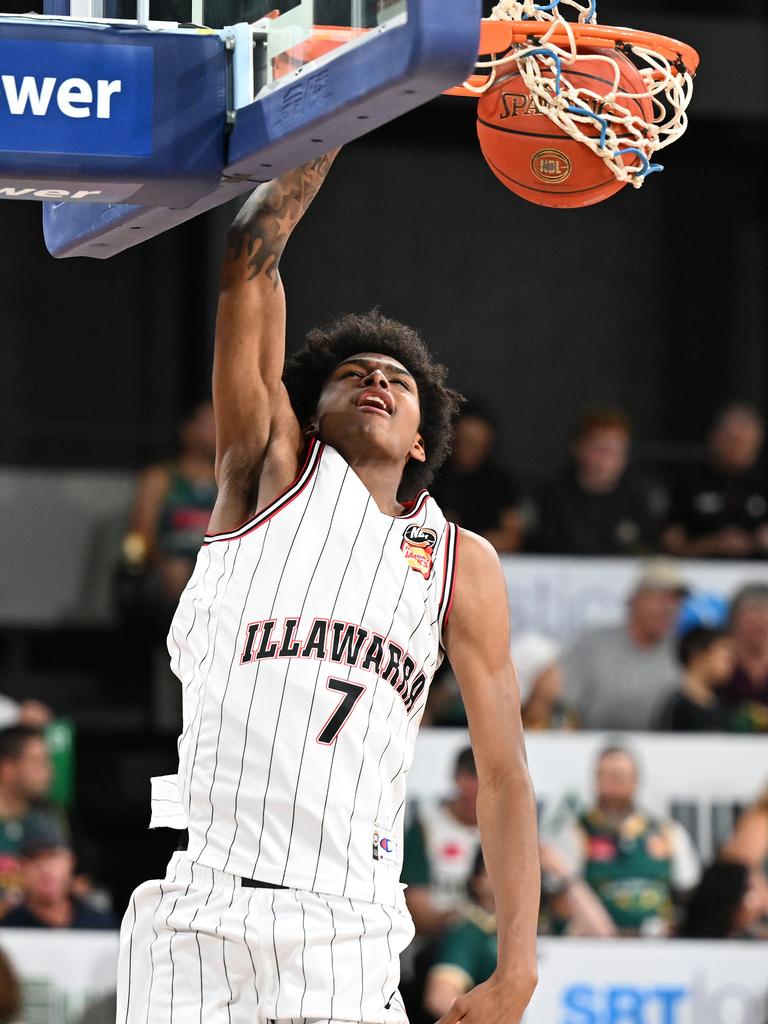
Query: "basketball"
476 47 654 208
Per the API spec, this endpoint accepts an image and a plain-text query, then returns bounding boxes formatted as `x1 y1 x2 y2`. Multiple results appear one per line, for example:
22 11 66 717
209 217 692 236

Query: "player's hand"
435 967 537 1024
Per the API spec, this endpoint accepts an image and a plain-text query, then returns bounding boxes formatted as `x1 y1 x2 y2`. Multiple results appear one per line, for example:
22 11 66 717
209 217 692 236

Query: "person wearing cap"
510 632 579 731
0 823 115 930
564 560 688 730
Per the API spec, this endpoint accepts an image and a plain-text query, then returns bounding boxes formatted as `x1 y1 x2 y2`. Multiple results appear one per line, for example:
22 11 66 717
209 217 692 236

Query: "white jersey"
157 439 459 907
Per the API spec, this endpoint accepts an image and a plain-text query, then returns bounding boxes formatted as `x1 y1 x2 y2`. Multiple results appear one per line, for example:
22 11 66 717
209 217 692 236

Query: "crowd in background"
3 396 768 1023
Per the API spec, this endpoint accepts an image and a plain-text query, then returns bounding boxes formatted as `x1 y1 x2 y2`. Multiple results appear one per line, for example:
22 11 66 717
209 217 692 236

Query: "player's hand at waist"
435 966 538 1024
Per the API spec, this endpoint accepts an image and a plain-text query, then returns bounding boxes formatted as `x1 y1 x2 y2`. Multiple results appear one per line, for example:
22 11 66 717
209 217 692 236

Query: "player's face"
314 353 425 470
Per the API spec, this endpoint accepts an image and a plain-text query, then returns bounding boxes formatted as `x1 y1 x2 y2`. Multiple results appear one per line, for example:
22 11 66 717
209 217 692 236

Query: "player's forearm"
223 150 340 289
476 769 539 984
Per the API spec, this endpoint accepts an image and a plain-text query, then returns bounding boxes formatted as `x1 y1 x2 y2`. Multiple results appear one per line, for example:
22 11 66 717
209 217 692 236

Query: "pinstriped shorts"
116 852 414 1024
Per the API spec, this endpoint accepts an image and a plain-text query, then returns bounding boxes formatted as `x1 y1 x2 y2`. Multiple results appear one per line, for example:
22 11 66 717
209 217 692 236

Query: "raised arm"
439 531 539 1024
208 152 338 535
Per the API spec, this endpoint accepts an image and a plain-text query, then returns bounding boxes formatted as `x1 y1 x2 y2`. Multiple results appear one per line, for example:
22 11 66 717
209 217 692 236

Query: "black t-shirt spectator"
529 466 665 555
658 693 732 732
0 897 116 930
431 463 521 535
667 464 768 544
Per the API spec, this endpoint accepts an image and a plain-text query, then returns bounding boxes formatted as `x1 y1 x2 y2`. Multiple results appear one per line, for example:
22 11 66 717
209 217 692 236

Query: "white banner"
528 938 768 1024
0 929 119 1024
503 556 768 646
409 731 768 861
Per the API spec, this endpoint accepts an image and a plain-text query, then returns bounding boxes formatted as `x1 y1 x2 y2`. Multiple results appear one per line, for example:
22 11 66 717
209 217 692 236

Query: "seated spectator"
0 726 67 914
118 400 217 622
511 632 579 730
538 841 617 937
423 849 496 1021
0 696 52 730
430 401 524 553
553 746 700 936
0 823 115 930
721 790 768 870
0 946 21 1024
679 861 768 939
719 584 768 728
663 403 768 559
657 627 734 731
402 747 480 937
529 406 666 555
564 560 687 730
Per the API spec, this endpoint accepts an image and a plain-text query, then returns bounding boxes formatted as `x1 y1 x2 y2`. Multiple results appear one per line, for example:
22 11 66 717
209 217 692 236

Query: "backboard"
0 0 480 256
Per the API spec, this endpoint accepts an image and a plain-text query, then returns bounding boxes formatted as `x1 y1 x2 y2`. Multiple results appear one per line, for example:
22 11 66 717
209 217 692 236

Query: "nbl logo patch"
401 524 437 579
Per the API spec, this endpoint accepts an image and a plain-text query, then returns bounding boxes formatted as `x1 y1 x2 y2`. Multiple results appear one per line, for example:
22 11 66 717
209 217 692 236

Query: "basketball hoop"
446 0 700 192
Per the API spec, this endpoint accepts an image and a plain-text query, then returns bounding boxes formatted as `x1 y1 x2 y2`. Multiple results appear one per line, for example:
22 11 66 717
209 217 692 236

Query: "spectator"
657 627 734 731
538 841 617 937
402 747 480 937
0 696 52 730
0 823 115 930
422 849 497 1020
529 406 666 555
680 861 768 939
721 790 768 869
511 632 579 730
118 400 217 619
0 947 21 1024
0 726 65 914
430 401 524 553
554 746 700 936
663 403 768 558
565 560 688 730
719 584 768 728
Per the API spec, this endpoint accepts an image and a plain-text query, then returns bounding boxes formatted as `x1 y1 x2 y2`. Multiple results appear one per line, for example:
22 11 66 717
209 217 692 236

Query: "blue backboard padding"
43 0 481 258
227 0 480 176
0 22 227 206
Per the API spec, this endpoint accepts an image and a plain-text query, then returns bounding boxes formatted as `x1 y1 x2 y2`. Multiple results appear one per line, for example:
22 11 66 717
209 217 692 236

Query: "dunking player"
116 152 539 1024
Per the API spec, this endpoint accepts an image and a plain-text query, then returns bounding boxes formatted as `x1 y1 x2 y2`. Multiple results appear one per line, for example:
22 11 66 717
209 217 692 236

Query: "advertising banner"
529 938 768 1024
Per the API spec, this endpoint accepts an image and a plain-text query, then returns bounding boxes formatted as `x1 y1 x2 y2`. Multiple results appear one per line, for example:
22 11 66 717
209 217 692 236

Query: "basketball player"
116 152 539 1024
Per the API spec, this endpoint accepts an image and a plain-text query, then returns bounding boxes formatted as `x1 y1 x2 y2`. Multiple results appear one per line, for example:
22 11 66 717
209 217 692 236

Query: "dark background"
0 0 767 911
2 1 767 480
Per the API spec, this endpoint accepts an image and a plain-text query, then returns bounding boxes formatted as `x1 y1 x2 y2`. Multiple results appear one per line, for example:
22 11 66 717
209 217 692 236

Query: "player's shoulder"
455 528 502 574
450 529 506 618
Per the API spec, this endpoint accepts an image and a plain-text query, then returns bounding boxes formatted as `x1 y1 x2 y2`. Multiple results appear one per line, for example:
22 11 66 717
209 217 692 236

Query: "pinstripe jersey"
164 439 459 908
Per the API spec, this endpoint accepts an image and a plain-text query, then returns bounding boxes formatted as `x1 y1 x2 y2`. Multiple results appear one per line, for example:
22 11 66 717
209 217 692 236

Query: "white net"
466 0 696 187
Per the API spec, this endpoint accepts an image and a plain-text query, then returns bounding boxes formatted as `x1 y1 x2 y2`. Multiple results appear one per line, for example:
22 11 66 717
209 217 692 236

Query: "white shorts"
116 852 415 1024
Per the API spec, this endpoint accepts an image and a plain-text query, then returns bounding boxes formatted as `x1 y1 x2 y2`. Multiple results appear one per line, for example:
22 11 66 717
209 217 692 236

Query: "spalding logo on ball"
476 48 653 209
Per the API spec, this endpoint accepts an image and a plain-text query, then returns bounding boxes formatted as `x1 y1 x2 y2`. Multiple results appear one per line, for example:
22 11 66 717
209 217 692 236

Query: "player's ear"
303 417 318 437
409 433 426 464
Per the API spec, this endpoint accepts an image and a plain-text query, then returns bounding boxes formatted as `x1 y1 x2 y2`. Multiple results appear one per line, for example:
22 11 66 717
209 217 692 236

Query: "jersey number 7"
316 677 366 745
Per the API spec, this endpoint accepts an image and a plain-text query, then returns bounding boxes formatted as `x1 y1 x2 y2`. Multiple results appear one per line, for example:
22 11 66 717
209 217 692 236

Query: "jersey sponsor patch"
401 524 437 579
372 823 398 866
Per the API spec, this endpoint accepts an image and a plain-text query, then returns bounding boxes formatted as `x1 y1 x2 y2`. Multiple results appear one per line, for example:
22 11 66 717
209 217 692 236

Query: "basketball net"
465 0 695 187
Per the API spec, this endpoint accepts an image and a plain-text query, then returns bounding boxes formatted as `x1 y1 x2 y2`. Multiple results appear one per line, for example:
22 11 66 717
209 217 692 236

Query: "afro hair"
283 310 462 501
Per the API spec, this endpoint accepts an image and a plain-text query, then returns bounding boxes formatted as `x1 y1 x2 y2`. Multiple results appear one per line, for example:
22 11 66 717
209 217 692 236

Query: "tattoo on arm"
226 152 338 287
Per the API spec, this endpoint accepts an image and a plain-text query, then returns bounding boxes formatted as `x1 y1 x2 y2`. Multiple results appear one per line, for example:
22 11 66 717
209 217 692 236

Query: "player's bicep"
444 532 526 780
213 270 295 469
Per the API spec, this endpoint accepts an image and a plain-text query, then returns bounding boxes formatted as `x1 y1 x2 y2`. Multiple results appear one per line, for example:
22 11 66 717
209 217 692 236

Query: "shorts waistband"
174 830 288 890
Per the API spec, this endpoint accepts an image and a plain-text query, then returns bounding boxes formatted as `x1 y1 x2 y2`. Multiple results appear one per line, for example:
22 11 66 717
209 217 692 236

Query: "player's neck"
347 457 407 517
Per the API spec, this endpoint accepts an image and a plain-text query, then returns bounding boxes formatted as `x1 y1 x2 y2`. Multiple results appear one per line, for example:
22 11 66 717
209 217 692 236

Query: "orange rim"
445 18 700 97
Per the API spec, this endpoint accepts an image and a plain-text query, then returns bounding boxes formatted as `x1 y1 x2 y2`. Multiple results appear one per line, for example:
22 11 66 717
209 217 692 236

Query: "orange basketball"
476 48 653 208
